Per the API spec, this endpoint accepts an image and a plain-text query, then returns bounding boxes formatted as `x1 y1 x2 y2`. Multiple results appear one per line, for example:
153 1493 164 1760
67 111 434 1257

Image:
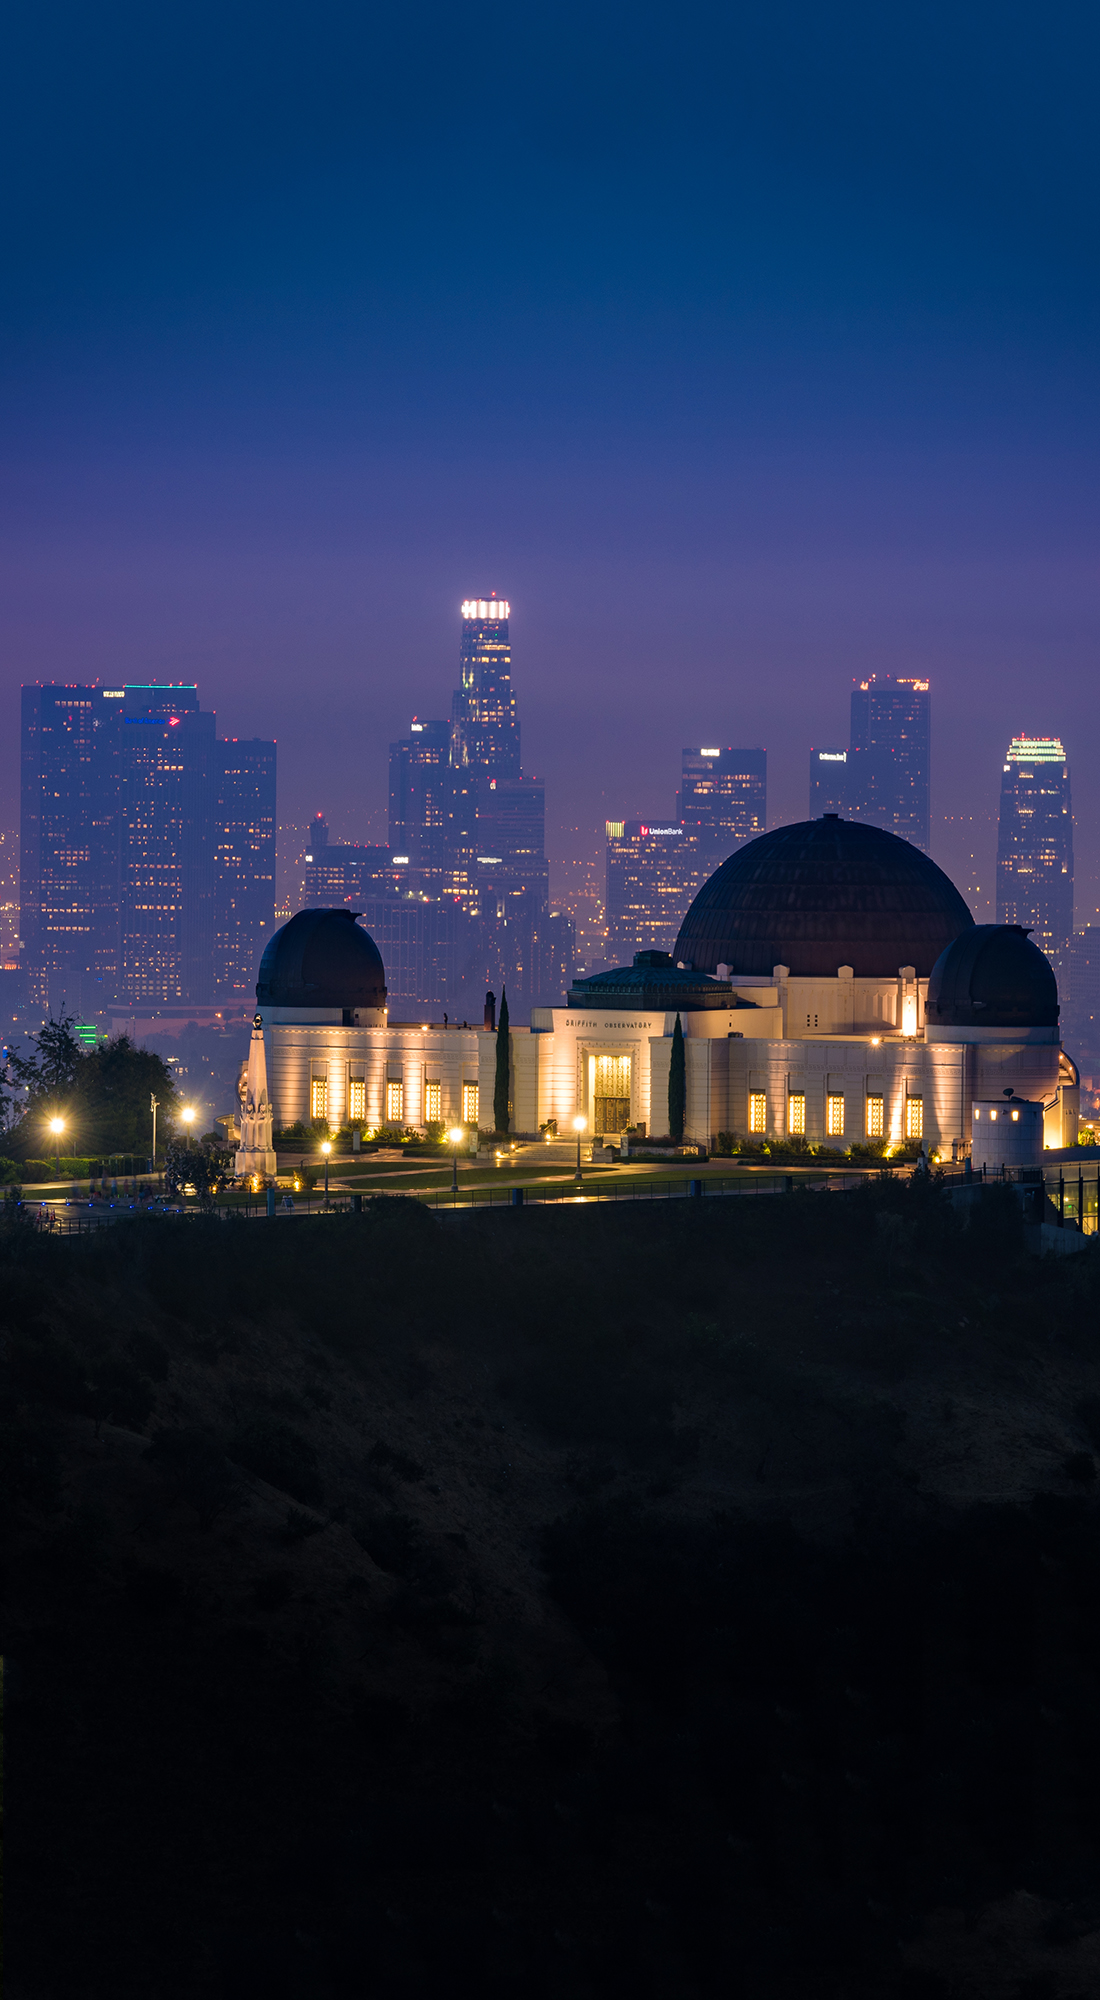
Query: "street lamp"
150 1092 159 1171
573 1113 586 1183
321 1138 331 1202
48 1115 64 1179
448 1126 465 1202
180 1106 196 1149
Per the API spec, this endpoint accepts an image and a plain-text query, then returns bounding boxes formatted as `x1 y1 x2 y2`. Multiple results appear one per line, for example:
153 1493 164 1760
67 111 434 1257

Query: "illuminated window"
905 1096 923 1139
310 1076 328 1121
826 1092 845 1137
425 1079 441 1123
462 1081 479 1125
865 1094 884 1139
348 1076 366 1122
748 1090 766 1135
1011 1109 1020 1122
386 1080 404 1123
788 1091 805 1136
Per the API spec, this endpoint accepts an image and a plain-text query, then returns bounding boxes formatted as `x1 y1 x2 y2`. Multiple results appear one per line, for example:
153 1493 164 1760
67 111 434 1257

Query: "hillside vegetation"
5 1179 1100 1998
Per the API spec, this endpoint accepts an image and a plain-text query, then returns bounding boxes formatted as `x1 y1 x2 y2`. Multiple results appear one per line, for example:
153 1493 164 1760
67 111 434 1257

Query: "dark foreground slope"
5 1180 1100 1999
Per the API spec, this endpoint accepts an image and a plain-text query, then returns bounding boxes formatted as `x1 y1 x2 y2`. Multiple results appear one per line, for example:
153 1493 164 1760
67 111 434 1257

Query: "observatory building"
236 817 1078 1173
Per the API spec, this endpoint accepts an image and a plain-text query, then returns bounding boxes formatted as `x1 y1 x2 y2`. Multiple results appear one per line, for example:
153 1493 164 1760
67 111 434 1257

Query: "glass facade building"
19 683 124 1009
605 821 708 963
678 746 766 865
997 736 1073 954
213 738 276 994
808 747 851 816
21 680 276 1012
847 675 931 850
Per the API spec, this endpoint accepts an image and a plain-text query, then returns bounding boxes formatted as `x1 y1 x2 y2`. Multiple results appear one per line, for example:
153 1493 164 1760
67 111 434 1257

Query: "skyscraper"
847 675 930 850
213 738 277 994
20 683 123 1010
605 820 707 963
678 746 766 864
451 598 520 782
117 685 216 1004
996 736 1073 954
388 717 451 886
21 679 277 1015
808 747 851 817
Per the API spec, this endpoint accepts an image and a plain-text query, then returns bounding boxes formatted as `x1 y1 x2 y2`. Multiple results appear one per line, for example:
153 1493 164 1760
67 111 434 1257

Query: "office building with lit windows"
21 680 279 1014
20 683 124 1010
678 746 766 865
388 718 452 888
213 738 276 995
996 736 1073 954
605 820 708 962
808 747 851 816
239 817 1078 1170
845 674 931 850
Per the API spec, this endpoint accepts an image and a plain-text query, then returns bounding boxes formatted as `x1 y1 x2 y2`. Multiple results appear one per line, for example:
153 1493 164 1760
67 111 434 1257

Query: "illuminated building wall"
605 820 708 962
213 738 276 994
847 675 931 850
996 736 1073 954
678 747 766 864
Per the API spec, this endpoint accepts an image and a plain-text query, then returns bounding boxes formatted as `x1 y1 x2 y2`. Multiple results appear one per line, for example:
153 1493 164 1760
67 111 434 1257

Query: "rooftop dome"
673 817 975 979
256 909 387 1011
925 924 1058 1029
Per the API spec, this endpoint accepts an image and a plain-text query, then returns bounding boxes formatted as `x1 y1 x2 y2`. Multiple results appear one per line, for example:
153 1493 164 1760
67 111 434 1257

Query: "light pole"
321 1138 331 1203
181 1106 196 1149
49 1115 64 1179
573 1113 586 1184
449 1126 465 1203
150 1093 159 1171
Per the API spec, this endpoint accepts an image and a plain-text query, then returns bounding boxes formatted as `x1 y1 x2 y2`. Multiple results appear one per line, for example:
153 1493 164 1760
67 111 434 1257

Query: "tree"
668 1012 685 1143
71 1036 178 1155
494 984 511 1136
8 1013 84 1104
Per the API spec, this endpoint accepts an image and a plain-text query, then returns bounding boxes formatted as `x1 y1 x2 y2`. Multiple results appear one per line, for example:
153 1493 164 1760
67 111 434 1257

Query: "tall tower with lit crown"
997 736 1073 954
451 598 520 782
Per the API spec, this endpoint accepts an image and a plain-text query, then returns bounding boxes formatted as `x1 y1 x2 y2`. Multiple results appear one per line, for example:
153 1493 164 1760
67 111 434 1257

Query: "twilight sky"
3 0 1100 917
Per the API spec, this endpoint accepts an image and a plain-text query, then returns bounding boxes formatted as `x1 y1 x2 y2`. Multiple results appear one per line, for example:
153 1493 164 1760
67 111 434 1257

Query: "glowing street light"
449 1126 465 1201
48 1115 64 1179
573 1113 586 1184
321 1137 332 1202
180 1105 196 1150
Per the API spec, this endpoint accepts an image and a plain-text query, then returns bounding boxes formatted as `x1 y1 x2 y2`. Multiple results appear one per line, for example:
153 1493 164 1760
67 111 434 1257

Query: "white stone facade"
255 964 1078 1158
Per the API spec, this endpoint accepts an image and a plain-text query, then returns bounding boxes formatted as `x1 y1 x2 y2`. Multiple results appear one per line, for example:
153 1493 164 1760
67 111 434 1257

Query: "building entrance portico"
593 1053 632 1134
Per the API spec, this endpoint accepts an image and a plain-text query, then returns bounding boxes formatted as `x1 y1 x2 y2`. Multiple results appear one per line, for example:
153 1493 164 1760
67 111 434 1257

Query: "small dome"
256 909 387 1010
673 817 974 979
926 925 1058 1029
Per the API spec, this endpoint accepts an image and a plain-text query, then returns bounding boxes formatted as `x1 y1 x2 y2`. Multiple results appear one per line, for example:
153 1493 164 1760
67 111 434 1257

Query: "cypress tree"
668 1011 685 1143
494 984 511 1136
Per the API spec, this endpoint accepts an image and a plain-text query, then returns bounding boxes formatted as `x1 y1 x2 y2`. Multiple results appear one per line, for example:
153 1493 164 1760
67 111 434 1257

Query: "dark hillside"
5 1181 1100 1998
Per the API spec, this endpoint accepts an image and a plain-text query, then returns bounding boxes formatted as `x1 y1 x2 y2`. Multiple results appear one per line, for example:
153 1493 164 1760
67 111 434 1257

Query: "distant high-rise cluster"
810 675 931 851
20 682 275 1012
304 600 573 1014
604 745 767 963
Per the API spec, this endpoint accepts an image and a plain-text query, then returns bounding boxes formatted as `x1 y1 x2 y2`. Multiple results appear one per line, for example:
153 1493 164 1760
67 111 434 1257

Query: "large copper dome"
256 909 387 1009
673 817 975 979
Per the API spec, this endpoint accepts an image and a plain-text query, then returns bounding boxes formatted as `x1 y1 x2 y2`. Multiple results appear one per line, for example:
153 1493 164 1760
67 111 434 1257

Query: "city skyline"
10 631 1097 970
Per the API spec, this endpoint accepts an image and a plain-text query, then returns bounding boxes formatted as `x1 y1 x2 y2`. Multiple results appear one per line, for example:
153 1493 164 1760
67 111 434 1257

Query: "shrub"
145 1427 243 1529
227 1415 322 1504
